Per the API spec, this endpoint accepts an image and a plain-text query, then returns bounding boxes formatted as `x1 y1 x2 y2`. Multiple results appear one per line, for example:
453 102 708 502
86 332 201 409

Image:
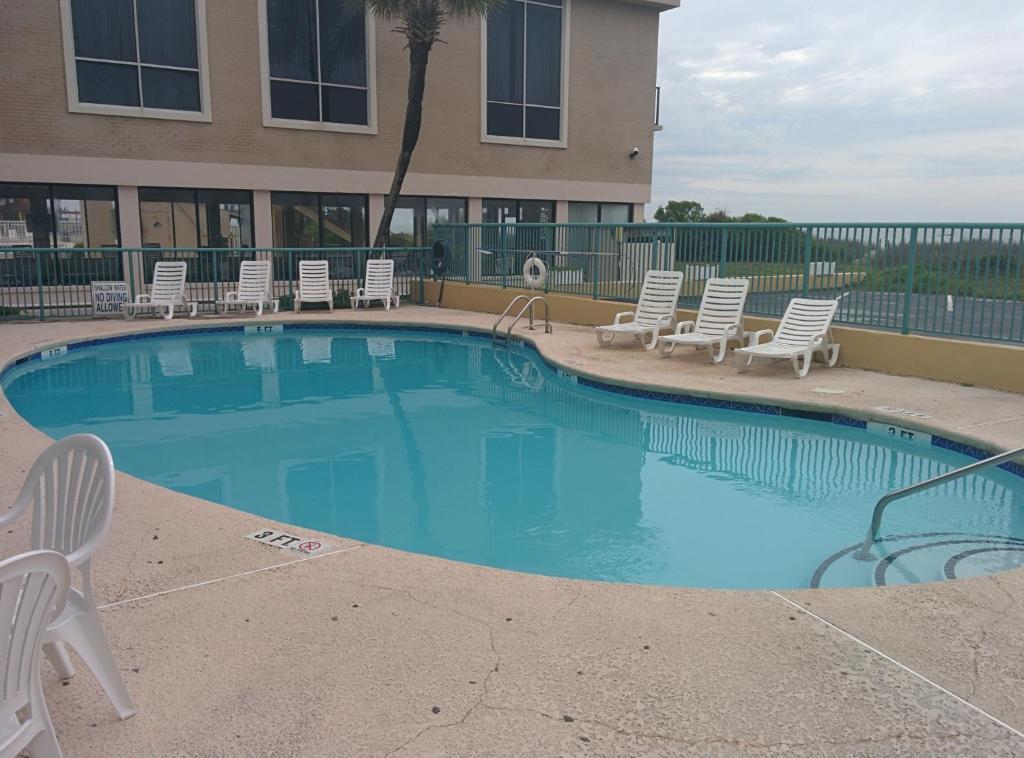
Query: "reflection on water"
4 330 1023 589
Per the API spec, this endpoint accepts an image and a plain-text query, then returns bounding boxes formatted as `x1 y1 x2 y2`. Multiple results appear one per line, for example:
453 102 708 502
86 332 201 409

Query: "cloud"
649 1 1024 221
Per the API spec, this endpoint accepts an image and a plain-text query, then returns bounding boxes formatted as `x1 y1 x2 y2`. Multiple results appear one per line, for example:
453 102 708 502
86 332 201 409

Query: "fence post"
127 249 136 301
592 253 600 300
418 247 425 305
35 250 45 321
718 227 728 277
212 250 219 307
902 226 918 335
802 227 812 298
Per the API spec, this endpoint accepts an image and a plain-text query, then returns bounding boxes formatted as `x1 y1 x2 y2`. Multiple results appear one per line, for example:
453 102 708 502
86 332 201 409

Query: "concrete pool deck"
1 307 1023 756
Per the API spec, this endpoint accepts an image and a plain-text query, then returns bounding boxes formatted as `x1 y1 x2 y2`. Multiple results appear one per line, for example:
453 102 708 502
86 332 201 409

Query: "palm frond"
443 0 506 18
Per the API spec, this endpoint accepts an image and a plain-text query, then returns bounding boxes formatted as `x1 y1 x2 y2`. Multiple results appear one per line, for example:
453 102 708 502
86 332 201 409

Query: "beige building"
0 0 675 251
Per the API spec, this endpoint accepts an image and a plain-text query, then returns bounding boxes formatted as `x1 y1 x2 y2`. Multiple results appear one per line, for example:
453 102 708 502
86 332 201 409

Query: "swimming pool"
4 326 1024 590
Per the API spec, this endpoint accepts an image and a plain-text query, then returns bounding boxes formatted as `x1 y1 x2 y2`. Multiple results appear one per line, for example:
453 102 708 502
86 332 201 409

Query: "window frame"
58 0 213 122
480 0 570 149
482 198 557 223
270 191 370 248
257 0 378 135
138 187 255 248
0 182 122 248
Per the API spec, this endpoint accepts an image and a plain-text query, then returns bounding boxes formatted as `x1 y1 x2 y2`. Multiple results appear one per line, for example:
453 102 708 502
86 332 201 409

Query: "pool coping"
4 317 1022 482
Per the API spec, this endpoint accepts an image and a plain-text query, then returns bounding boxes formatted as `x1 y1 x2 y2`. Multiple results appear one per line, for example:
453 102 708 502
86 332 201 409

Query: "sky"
650 1 1024 221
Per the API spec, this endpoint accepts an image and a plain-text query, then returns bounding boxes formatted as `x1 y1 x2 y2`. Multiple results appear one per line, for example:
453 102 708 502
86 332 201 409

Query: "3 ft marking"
247 529 332 555
244 324 283 335
867 421 932 447
40 345 68 361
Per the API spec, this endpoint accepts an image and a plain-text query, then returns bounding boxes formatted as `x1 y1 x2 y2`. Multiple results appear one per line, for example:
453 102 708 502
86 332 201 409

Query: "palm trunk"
373 40 431 249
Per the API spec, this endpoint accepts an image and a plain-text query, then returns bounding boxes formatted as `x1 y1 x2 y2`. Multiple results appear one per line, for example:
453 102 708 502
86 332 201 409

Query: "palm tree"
359 0 501 248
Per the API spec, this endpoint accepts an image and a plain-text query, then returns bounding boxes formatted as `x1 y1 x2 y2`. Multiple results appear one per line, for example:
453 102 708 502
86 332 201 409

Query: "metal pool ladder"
492 295 552 345
855 444 1024 560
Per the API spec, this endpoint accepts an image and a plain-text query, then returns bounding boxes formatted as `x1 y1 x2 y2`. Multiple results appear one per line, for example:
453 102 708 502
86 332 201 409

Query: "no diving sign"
247 529 332 556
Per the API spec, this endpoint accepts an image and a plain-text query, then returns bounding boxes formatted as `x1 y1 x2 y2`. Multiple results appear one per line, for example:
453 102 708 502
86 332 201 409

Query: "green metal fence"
432 222 1024 343
0 247 429 320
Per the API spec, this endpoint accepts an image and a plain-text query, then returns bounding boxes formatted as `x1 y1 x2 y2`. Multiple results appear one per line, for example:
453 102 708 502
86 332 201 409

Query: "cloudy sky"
651 1 1024 221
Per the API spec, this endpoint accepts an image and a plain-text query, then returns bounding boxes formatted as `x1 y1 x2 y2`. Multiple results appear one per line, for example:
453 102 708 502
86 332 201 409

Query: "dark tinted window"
138 0 198 67
267 0 369 126
318 0 366 86
322 86 367 125
485 0 562 140
77 61 140 106
267 0 317 81
270 81 320 121
271 192 368 248
141 68 201 111
486 2 523 104
71 0 136 61
69 0 202 112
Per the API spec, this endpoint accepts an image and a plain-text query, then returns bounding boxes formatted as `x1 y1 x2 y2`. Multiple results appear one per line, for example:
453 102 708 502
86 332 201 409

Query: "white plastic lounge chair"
300 336 333 364
294 260 333 312
123 261 196 320
595 270 685 350
0 550 71 758
217 260 278 316
0 434 137 720
352 259 399 311
657 278 750 363
736 298 841 378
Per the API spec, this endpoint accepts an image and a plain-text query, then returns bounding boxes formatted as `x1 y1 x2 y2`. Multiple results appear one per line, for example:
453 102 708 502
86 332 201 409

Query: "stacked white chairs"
595 270 685 350
0 434 136 722
123 261 196 320
216 260 278 316
294 260 333 312
0 550 71 758
657 277 750 363
736 298 841 378
352 258 400 311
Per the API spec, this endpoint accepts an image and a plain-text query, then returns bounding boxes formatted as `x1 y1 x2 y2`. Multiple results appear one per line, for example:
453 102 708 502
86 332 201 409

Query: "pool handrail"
855 445 1024 560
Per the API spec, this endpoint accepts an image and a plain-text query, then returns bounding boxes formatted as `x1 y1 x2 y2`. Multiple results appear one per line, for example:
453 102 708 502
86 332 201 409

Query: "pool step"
810 532 1024 588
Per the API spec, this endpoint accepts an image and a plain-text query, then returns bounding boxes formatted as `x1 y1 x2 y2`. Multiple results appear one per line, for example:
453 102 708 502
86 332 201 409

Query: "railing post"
718 226 728 277
212 250 219 308
902 226 918 335
592 253 600 300
802 227 812 298
127 249 136 301
35 250 45 321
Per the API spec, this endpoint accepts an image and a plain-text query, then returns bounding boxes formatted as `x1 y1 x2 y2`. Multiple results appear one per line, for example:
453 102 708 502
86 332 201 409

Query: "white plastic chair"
0 550 71 758
123 261 197 320
736 298 841 378
0 434 136 720
657 278 750 363
352 259 399 311
595 270 685 350
294 260 333 312
216 260 278 317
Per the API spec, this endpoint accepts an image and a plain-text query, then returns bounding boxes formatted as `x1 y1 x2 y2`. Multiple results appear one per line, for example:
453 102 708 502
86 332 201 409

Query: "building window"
388 197 467 247
60 0 210 120
0 183 122 287
0 184 120 248
484 0 566 143
482 199 556 223
260 0 375 131
271 192 368 247
139 188 253 248
568 202 633 223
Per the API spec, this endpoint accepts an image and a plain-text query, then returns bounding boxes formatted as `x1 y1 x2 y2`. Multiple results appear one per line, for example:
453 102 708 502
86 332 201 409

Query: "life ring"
522 256 547 289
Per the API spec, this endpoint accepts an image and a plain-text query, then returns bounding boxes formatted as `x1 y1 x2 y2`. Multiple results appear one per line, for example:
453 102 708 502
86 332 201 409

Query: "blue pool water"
4 328 1024 590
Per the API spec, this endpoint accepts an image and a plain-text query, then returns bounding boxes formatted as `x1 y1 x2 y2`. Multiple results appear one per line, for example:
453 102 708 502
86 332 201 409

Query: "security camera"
629 146 640 159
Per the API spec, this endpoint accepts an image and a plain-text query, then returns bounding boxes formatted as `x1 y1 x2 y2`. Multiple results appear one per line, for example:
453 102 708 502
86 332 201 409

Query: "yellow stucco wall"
424 281 1024 394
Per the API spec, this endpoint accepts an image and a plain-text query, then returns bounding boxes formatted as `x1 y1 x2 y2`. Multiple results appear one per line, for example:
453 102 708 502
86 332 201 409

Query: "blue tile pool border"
2 321 1022 480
